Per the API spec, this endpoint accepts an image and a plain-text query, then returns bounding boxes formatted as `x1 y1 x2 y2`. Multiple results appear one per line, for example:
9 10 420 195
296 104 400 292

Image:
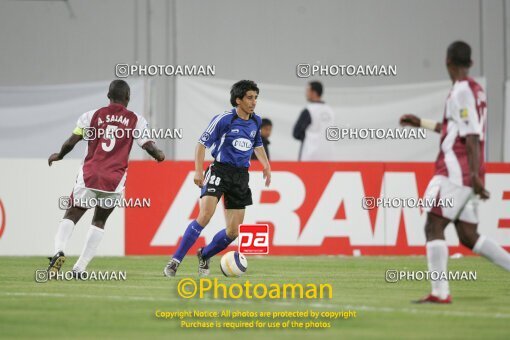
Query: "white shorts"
70 186 123 209
423 175 478 224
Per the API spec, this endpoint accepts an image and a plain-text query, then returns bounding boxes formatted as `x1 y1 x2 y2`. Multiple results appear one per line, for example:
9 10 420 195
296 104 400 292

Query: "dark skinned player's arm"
142 141 165 162
465 134 489 199
466 134 480 179
414 118 442 133
48 134 83 166
399 114 441 133
432 122 442 133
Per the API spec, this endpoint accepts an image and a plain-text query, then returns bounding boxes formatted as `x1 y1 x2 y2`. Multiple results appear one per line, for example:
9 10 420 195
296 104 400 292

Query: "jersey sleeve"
254 117 263 148
455 87 481 137
293 109 312 141
198 114 230 148
74 109 96 135
134 115 155 148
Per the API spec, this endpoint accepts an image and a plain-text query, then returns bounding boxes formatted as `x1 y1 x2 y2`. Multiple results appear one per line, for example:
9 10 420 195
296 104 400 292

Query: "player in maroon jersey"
46 80 165 277
400 41 510 303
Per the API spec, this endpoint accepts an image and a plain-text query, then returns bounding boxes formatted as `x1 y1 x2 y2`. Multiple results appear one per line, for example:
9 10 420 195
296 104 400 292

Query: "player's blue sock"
201 229 234 260
173 220 204 262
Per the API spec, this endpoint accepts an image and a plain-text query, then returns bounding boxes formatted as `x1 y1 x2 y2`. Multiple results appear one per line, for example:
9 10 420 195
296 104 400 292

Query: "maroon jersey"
75 103 153 192
434 77 487 187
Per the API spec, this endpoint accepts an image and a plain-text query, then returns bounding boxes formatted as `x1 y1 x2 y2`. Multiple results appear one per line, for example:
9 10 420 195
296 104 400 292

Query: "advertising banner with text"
125 161 510 256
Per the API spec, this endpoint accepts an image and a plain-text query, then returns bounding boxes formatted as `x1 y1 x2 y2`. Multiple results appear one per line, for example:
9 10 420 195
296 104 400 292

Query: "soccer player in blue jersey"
163 80 271 277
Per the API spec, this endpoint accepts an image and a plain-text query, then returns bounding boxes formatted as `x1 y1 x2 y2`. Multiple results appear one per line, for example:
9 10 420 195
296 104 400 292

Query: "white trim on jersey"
439 79 485 187
114 172 128 193
442 122 463 186
133 112 155 148
76 166 86 188
76 108 100 129
207 114 220 133
203 165 212 186
455 82 482 138
214 132 228 163
206 112 233 134
216 132 227 155
84 187 123 194
209 142 216 153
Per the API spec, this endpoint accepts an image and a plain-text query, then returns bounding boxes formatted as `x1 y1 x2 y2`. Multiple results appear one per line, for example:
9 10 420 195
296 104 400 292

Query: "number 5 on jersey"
102 125 118 152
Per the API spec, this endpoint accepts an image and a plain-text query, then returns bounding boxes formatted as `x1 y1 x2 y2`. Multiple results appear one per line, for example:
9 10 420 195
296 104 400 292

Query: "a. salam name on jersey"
232 138 252 151
97 115 130 126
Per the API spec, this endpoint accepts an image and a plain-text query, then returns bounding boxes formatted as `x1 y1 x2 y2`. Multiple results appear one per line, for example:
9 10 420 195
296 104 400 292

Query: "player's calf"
424 213 449 241
225 229 238 240
201 229 235 262
473 235 510 271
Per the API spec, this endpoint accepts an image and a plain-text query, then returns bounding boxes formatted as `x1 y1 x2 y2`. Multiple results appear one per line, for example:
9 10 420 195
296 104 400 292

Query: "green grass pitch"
0 256 509 339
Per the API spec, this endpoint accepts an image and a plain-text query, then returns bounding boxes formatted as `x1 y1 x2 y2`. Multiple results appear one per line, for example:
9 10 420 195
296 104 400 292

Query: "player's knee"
458 234 474 249
424 215 447 241
91 221 106 229
64 213 79 224
64 207 84 224
424 222 438 241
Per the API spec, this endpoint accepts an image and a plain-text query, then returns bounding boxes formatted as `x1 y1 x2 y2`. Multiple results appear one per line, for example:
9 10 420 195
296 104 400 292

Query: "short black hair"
447 41 472 67
261 118 272 128
230 80 259 107
108 80 130 102
309 81 323 97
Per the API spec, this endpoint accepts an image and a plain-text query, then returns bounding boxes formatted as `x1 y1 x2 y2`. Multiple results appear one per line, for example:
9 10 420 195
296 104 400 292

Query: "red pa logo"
238 224 269 254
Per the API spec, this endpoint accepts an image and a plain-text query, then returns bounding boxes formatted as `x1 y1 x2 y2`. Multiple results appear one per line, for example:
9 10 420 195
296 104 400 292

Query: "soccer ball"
220 251 248 277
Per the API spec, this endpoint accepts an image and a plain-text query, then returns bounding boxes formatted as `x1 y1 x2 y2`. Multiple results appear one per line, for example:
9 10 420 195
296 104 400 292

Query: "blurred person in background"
293 81 335 161
251 118 272 160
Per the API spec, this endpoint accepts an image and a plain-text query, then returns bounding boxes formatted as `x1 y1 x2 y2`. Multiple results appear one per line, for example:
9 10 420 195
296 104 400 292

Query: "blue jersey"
198 108 263 168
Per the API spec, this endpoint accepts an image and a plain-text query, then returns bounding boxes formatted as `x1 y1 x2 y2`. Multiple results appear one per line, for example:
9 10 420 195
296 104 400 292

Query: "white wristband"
420 119 437 131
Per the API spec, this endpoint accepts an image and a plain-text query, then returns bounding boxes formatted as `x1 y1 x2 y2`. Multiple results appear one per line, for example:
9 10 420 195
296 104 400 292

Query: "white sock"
473 235 510 271
73 226 105 272
426 240 450 299
54 219 75 254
